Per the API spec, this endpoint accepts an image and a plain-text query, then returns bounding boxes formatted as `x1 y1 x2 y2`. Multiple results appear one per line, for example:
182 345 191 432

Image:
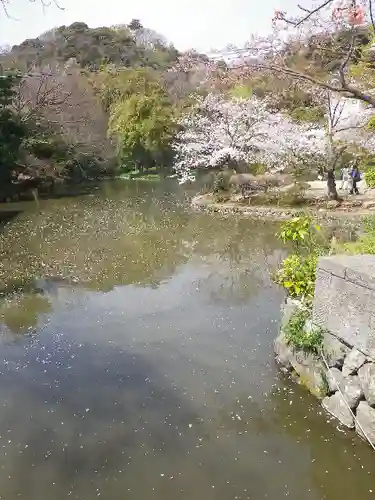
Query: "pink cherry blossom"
172 92 375 184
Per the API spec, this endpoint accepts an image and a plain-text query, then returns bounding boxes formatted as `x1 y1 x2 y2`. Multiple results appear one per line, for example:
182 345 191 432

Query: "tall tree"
108 79 178 172
172 93 328 184
128 19 143 31
0 73 27 188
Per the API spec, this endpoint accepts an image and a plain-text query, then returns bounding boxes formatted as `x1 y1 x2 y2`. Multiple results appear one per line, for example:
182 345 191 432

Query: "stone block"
358 363 375 407
274 334 327 398
322 393 355 428
290 351 327 399
274 333 293 372
313 255 375 360
342 348 367 377
356 401 375 446
340 375 364 409
317 256 347 279
323 332 350 368
326 367 344 394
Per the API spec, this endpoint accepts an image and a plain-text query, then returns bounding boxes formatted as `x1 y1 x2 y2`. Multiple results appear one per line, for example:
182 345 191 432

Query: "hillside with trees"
0 19 185 201
1 20 179 72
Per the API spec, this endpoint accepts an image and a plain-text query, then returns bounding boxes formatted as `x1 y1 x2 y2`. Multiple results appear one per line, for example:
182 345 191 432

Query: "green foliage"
289 105 325 123
279 213 375 300
274 216 330 303
283 308 323 355
364 215 375 234
247 162 266 175
272 87 323 116
277 216 321 251
213 170 231 193
275 253 318 302
228 84 253 99
22 134 70 161
93 68 160 111
277 188 305 207
0 74 27 185
2 22 179 72
337 215 375 254
108 79 179 170
360 153 375 172
367 115 375 132
365 166 375 188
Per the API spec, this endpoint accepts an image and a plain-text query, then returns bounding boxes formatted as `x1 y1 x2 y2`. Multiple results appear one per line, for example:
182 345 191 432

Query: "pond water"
0 181 373 499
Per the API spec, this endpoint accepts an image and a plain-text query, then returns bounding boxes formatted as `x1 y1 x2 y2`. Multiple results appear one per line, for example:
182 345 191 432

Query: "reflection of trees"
0 294 52 335
180 216 283 303
0 182 283 297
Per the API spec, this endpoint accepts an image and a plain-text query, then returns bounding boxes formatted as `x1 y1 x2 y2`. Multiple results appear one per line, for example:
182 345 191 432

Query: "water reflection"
0 181 373 500
0 293 52 336
0 181 281 296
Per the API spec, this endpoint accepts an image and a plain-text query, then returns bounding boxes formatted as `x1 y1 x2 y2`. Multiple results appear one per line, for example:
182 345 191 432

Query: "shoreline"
191 193 375 221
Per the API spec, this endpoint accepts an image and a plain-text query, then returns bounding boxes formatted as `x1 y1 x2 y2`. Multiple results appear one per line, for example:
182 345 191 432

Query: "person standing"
340 166 351 191
350 165 361 195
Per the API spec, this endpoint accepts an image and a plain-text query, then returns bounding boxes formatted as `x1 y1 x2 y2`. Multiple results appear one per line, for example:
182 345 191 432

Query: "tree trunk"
327 169 338 200
326 128 339 201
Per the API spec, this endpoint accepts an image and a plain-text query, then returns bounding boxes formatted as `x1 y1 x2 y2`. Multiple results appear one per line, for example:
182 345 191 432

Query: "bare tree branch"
0 0 64 19
12 72 71 123
249 60 375 107
278 0 335 26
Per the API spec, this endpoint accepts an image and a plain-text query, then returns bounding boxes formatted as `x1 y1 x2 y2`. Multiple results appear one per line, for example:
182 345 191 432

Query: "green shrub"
247 162 266 175
365 166 375 188
339 233 375 254
333 215 375 254
364 215 375 234
289 106 325 123
277 216 321 250
367 115 375 132
274 253 318 302
228 84 253 99
274 216 331 302
283 308 323 355
277 184 308 207
213 171 231 193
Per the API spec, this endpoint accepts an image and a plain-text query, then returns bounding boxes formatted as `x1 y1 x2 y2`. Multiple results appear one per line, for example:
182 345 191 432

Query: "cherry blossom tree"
173 91 375 198
172 93 328 184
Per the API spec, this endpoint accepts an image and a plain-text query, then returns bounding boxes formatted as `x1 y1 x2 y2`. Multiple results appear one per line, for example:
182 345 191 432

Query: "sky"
0 0 292 53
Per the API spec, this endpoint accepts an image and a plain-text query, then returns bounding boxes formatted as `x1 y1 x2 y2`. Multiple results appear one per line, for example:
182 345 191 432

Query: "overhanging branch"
252 62 375 107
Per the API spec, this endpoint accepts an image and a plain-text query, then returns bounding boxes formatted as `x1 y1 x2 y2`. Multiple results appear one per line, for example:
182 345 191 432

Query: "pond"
0 180 373 500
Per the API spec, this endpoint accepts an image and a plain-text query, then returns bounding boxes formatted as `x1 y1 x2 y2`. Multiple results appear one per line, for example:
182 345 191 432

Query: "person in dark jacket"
349 165 361 195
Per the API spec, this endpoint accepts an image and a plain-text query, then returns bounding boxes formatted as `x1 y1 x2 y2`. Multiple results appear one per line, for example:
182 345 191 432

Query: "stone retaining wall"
275 255 375 447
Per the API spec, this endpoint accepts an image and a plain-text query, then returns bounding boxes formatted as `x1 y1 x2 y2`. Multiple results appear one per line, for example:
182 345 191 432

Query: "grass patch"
283 308 323 355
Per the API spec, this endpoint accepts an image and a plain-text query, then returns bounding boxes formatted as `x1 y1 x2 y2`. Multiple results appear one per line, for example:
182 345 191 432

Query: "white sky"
0 0 294 52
